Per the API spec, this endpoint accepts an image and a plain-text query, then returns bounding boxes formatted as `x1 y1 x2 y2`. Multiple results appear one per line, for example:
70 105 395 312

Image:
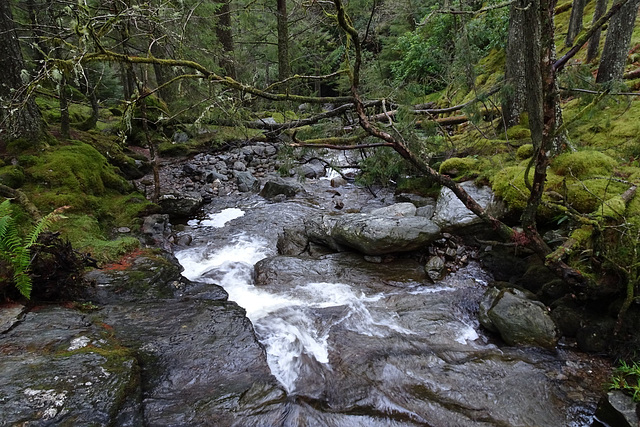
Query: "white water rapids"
176 208 471 393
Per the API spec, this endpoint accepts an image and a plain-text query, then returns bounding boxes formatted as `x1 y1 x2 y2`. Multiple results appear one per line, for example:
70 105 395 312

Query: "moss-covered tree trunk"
277 0 290 81
0 0 43 142
501 1 527 128
586 0 609 62
596 0 640 83
216 0 236 79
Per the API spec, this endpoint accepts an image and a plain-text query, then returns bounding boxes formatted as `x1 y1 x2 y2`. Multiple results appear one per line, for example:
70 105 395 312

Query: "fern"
0 199 65 299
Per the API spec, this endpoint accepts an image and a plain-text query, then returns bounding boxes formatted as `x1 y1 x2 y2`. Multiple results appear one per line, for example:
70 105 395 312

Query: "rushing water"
175 189 607 426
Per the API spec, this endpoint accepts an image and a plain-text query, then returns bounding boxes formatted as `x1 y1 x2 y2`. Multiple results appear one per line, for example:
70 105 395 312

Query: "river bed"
174 180 609 426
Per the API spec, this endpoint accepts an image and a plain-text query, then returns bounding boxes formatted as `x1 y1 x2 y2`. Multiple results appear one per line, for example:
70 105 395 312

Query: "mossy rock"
439 156 479 178
551 150 617 179
506 125 531 140
26 141 130 197
490 165 561 219
158 141 190 157
0 165 25 188
516 144 534 160
594 195 626 220
564 179 627 213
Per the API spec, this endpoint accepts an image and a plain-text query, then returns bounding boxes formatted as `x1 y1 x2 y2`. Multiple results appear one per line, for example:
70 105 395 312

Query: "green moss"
396 176 441 197
158 141 190 157
594 195 626 220
564 179 628 213
0 165 25 188
506 125 531 140
490 165 562 219
551 150 617 179
439 156 479 178
25 141 130 199
516 144 534 160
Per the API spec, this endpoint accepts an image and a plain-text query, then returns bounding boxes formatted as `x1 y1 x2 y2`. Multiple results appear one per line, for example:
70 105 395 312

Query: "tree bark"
276 0 290 81
566 0 586 46
586 0 609 62
501 1 527 128
596 0 640 83
0 0 43 142
216 0 236 79
59 72 70 139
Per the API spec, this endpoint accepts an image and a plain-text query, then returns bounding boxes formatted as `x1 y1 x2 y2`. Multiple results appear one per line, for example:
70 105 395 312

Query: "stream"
174 179 608 426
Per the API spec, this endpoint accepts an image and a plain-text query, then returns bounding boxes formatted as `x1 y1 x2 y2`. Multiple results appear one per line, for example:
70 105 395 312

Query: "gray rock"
483 288 558 348
142 214 173 251
233 161 247 171
236 171 260 193
277 222 309 256
260 178 305 200
331 177 347 188
395 193 437 208
296 159 326 179
432 181 506 231
425 256 446 281
371 202 417 217
303 214 347 252
595 391 640 427
158 194 203 218
173 132 190 143
206 170 228 182
416 204 436 218
331 214 441 255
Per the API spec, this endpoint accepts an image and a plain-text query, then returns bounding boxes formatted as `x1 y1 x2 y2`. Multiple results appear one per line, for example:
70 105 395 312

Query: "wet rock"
0 305 24 333
254 253 427 288
416 204 436 218
303 214 348 252
297 159 326 178
158 193 203 218
236 171 260 193
515 264 558 294
330 176 347 187
425 256 446 281
260 178 305 200
277 222 309 256
594 391 640 427
85 251 184 304
432 181 506 231
142 214 173 250
481 287 559 348
331 214 441 255
206 170 228 182
370 202 417 217
395 193 436 208
0 307 141 426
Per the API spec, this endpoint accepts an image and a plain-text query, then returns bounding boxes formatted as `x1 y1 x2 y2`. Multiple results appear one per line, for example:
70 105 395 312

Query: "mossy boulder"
551 150 617 180
506 125 531 140
0 165 25 188
564 179 628 213
516 144 534 160
439 156 479 178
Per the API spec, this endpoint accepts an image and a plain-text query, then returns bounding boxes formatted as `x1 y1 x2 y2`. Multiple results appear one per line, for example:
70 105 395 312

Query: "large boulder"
259 178 305 200
158 193 203 218
432 181 506 231
331 214 441 255
479 287 559 348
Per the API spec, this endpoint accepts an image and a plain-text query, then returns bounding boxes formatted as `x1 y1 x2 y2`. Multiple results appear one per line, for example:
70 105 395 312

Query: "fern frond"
26 211 56 249
13 271 32 299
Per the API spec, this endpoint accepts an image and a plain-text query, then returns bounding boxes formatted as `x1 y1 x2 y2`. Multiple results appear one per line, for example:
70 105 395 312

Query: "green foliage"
356 146 414 187
0 200 61 299
610 360 640 401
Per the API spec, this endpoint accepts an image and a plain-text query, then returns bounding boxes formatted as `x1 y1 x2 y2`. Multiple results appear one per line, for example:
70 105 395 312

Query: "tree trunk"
565 0 586 46
216 0 236 79
0 0 43 142
59 73 70 139
586 0 609 62
596 0 640 83
501 1 527 128
276 0 290 81
150 42 177 104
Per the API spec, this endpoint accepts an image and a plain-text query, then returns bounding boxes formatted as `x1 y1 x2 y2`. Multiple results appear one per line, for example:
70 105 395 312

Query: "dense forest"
1 0 640 405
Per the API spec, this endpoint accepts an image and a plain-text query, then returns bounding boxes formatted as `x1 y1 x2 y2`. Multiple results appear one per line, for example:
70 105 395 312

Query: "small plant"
0 200 66 299
609 360 640 402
